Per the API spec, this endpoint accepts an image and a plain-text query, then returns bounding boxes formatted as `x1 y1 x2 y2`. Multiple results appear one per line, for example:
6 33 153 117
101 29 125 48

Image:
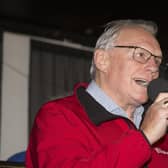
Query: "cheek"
112 62 131 78
107 55 134 83
107 63 130 85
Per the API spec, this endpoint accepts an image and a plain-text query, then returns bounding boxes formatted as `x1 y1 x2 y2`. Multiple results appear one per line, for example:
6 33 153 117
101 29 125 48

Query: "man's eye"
136 52 146 58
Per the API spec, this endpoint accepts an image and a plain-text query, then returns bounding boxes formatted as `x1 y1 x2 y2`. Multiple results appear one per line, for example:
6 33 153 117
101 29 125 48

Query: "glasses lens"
133 47 162 66
133 47 149 64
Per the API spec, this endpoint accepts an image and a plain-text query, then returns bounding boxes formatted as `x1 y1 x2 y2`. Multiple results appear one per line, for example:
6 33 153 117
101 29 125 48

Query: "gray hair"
90 19 158 79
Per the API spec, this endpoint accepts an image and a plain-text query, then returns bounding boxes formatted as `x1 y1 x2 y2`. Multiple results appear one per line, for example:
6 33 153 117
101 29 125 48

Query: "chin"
138 96 148 105
134 94 148 105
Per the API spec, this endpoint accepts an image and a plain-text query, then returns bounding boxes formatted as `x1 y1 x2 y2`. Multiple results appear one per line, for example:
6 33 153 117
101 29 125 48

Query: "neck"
95 78 137 120
121 104 136 121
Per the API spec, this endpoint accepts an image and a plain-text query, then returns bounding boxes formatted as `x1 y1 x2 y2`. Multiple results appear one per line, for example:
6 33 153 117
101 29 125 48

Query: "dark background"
0 2 168 43
0 1 168 61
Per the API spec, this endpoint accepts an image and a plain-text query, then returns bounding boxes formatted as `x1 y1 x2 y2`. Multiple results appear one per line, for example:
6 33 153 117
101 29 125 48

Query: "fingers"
155 93 168 103
162 100 168 108
156 97 168 120
154 96 168 109
141 95 168 144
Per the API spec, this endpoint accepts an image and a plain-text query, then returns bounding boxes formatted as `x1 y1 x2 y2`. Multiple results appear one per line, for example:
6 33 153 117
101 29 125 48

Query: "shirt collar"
86 80 120 112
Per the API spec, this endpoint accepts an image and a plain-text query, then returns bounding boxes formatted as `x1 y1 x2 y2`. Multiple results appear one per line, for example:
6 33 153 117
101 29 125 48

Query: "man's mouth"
134 78 149 87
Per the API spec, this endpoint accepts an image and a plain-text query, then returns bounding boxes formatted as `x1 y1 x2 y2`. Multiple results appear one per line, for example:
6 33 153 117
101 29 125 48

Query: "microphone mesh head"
147 78 168 101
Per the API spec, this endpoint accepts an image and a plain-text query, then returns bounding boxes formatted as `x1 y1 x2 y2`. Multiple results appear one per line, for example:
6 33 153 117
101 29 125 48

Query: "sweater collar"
76 85 119 125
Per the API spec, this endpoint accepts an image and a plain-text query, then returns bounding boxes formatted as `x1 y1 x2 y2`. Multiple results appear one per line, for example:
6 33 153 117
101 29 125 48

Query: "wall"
0 32 30 160
0 31 93 160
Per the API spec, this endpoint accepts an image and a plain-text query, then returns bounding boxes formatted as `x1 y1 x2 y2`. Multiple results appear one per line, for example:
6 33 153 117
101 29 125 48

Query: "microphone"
147 78 168 134
147 78 168 101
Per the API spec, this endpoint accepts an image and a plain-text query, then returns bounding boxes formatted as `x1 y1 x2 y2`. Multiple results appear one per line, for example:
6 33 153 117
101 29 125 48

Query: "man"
26 19 168 167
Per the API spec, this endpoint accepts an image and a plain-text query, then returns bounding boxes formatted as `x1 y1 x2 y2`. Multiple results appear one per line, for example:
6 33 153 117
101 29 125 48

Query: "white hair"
90 19 158 79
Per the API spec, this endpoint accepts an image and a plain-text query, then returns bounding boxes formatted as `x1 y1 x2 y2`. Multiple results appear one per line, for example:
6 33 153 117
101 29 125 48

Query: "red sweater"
26 83 168 168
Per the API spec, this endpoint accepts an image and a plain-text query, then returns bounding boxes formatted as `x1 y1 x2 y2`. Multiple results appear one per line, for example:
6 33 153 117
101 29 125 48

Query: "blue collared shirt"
86 80 144 128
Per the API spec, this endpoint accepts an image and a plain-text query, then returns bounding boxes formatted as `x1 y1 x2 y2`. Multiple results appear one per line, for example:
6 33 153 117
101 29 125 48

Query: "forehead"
115 26 162 56
116 26 155 43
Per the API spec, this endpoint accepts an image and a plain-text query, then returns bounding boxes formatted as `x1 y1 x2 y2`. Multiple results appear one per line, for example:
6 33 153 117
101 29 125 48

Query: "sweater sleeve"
147 134 168 168
26 102 152 168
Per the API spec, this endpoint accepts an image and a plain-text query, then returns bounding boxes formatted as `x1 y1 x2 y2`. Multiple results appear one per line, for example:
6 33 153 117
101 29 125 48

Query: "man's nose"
146 56 159 73
148 56 158 66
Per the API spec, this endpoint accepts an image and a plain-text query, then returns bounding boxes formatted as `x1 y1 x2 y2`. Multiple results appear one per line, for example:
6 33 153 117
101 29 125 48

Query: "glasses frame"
112 45 162 66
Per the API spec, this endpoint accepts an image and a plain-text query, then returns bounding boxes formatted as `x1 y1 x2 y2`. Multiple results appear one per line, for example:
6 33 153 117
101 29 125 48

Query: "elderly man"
26 19 168 168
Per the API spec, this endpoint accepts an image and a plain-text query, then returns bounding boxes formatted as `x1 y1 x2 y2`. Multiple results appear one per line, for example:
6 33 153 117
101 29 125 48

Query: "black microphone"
147 78 168 101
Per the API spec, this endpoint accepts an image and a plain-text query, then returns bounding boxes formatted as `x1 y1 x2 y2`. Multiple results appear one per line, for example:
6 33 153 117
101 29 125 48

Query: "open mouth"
134 78 149 87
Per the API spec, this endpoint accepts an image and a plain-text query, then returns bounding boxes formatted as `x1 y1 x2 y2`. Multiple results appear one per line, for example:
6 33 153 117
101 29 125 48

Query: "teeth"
134 79 149 87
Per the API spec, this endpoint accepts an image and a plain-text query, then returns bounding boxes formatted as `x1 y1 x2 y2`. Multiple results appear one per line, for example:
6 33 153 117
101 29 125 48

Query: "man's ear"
94 49 109 73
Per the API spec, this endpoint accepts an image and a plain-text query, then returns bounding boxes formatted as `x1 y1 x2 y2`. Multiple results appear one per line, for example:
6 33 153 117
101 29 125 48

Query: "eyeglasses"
112 45 162 66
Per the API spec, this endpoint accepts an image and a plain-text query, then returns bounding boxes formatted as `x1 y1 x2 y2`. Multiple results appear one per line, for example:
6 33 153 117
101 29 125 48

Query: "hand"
140 93 168 145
